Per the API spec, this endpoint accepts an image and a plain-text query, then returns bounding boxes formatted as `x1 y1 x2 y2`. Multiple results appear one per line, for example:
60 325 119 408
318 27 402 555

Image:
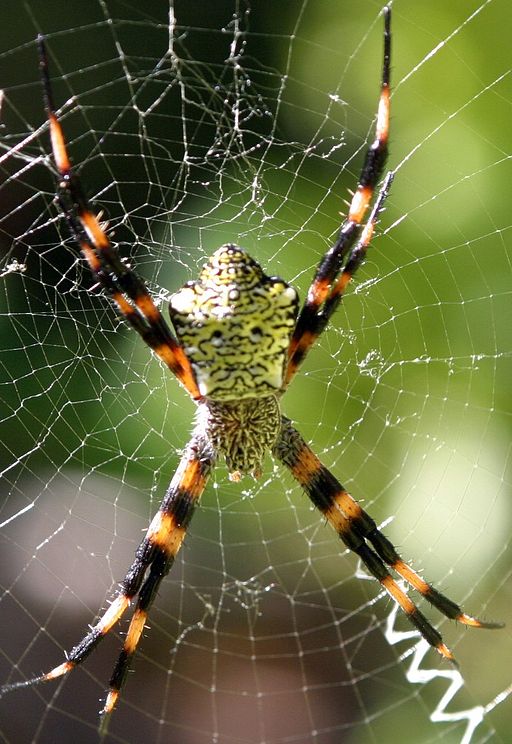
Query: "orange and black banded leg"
0 432 215 728
99 433 215 729
37 35 200 400
274 418 503 662
285 6 391 387
319 169 393 326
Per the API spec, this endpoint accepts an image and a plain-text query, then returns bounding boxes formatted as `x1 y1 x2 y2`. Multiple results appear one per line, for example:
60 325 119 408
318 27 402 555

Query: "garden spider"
1 5 502 731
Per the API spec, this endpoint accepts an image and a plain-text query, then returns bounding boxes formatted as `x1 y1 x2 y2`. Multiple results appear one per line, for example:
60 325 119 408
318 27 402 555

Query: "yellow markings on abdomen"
170 244 298 400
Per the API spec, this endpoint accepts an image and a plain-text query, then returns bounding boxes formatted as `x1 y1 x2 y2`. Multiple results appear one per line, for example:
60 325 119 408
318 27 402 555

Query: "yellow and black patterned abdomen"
169 244 299 401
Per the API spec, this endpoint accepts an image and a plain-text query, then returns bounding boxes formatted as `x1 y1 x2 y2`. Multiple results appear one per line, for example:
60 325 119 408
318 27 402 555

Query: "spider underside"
1 6 502 732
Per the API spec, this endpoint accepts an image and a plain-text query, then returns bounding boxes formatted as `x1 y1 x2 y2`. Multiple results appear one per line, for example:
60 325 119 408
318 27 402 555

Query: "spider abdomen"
169 244 298 400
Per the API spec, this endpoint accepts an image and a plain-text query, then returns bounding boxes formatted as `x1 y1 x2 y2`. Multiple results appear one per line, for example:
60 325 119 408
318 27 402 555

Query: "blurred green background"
0 1 511 743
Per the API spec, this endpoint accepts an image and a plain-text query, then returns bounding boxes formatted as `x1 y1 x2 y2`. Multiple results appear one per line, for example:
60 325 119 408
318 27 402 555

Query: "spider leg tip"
98 709 113 738
457 613 505 630
36 33 48 55
437 642 459 668
99 690 118 734
384 169 395 185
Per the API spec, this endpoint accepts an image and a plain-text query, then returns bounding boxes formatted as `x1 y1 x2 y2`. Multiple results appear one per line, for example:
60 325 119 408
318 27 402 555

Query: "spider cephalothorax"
198 394 282 480
2 8 502 733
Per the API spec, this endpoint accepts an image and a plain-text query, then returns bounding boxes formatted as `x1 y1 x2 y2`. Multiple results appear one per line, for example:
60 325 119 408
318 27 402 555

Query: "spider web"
0 1 511 742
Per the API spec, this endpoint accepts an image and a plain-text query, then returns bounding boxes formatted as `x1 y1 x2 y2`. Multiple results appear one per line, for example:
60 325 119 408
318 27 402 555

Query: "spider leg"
273 419 503 662
285 6 391 387
37 35 201 400
99 434 214 726
0 432 215 727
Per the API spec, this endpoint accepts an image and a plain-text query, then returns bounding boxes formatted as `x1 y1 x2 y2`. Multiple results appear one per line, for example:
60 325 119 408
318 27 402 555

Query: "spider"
1 5 502 731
